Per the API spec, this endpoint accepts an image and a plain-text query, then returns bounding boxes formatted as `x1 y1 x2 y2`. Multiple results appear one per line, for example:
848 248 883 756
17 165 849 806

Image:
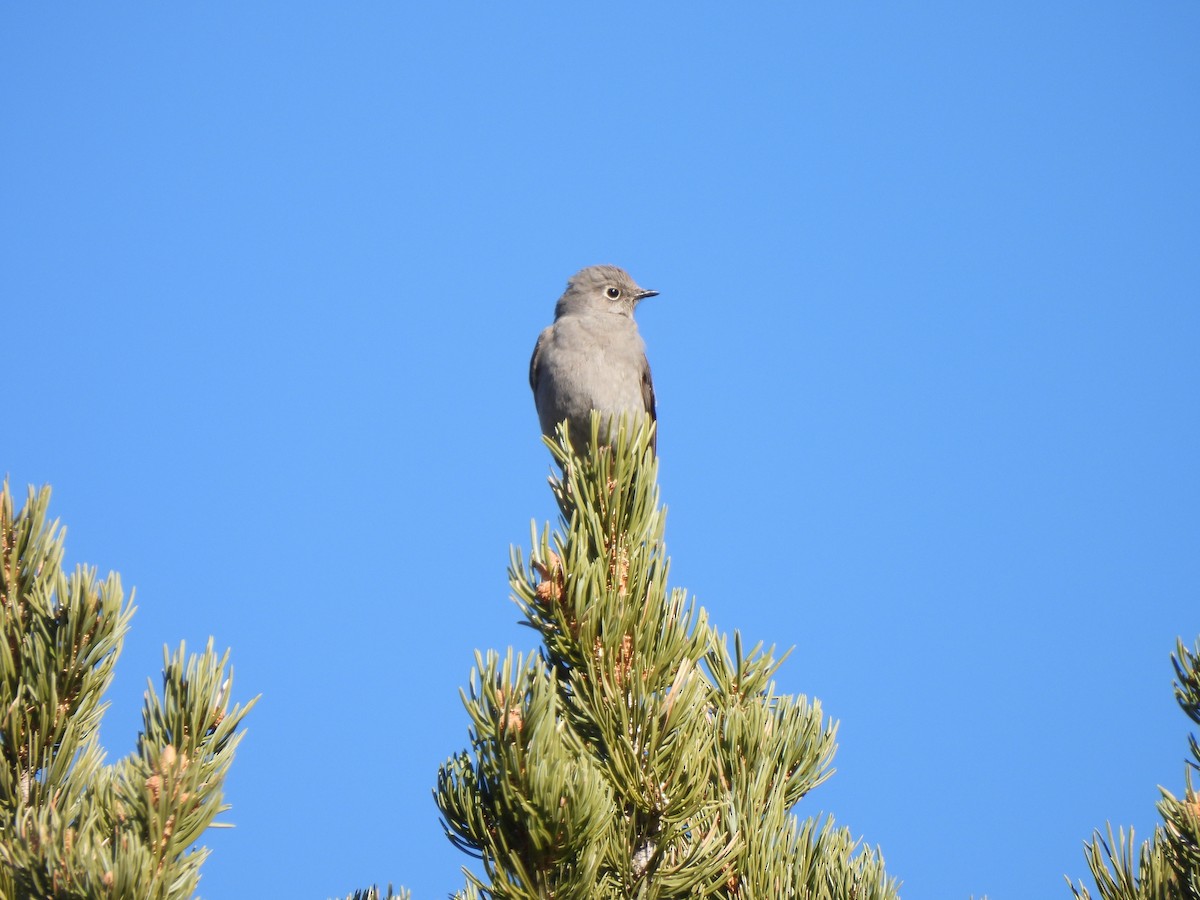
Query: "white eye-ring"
606 287 621 300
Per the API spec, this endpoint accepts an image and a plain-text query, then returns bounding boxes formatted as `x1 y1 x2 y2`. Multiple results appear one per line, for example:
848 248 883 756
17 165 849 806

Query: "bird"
529 265 659 455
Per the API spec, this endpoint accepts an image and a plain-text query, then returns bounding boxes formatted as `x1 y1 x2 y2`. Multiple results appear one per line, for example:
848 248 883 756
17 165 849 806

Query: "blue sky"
3 4 1198 897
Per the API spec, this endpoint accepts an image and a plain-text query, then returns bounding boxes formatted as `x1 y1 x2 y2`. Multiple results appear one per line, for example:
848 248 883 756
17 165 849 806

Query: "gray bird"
530 265 659 454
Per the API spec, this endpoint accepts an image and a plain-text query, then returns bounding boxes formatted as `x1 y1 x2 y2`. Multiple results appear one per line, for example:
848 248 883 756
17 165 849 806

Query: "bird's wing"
641 356 656 422
642 357 657 452
529 329 547 394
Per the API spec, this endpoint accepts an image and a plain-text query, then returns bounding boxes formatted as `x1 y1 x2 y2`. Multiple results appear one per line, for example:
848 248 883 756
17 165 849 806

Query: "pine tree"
0 482 256 899
1068 637 1200 899
434 419 899 899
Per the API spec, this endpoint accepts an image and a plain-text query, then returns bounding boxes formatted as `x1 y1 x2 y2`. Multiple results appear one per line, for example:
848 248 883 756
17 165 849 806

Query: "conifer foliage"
0 482 256 899
1069 637 1200 899
435 420 899 899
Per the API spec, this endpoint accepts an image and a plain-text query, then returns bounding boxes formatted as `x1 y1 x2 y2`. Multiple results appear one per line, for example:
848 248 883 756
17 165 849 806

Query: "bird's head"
555 265 658 320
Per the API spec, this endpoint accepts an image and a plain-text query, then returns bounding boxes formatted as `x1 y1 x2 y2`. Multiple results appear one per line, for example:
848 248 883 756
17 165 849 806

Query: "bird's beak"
636 289 659 301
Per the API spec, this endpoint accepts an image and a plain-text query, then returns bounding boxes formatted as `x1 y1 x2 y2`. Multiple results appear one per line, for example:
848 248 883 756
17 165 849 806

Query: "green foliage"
0 482 256 900
435 417 899 899
343 886 411 900
1068 637 1200 899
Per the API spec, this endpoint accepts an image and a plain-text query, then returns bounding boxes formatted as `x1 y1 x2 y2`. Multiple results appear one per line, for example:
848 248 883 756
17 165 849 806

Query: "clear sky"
2 4 1198 898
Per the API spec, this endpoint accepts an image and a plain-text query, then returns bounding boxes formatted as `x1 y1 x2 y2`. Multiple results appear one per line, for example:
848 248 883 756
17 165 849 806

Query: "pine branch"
0 481 257 900
1069 638 1200 899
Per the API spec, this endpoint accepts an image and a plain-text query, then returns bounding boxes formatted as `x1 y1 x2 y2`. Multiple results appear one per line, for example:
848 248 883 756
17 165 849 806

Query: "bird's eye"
606 287 621 300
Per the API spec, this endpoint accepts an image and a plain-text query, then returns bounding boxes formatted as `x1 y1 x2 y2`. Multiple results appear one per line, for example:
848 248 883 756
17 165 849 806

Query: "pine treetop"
435 417 899 900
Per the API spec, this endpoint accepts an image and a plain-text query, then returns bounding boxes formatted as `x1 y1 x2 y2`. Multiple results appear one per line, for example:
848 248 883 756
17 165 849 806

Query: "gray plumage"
530 265 659 453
